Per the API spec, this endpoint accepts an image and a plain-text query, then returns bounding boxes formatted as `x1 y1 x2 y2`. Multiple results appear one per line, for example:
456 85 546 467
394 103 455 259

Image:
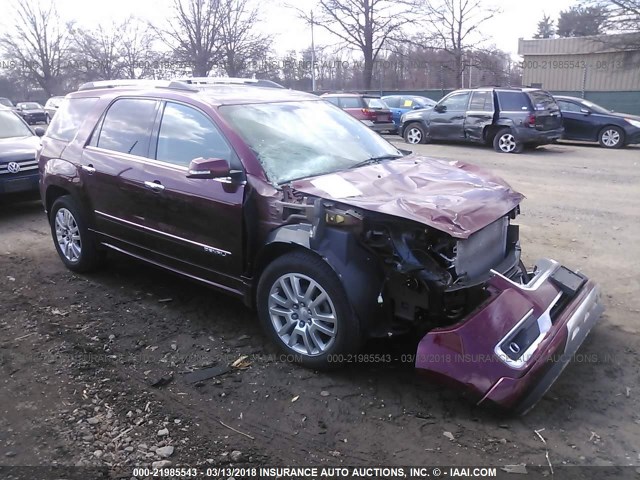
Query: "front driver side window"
558 101 582 113
155 102 235 168
439 93 471 112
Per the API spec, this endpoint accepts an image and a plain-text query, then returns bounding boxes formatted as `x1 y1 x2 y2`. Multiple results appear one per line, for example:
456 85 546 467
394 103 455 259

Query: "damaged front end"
269 189 602 413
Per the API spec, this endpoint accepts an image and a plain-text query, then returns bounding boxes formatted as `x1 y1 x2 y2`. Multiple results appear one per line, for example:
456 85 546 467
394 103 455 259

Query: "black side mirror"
434 104 446 113
34 126 45 137
412 105 421 110
187 157 230 179
580 108 591 115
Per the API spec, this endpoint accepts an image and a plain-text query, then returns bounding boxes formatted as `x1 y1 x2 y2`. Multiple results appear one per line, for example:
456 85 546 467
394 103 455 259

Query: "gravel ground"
0 140 639 476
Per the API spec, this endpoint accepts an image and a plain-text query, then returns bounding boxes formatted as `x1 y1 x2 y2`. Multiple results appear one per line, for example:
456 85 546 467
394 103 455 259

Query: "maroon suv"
38 80 602 413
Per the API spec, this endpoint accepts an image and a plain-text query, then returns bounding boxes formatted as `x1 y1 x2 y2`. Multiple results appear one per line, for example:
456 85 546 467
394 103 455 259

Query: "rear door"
428 91 470 140
81 97 160 246
139 100 245 291
526 90 563 131
464 90 495 142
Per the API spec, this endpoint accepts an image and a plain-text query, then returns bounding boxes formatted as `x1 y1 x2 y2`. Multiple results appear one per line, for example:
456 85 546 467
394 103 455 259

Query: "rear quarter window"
497 91 531 112
527 90 560 112
46 97 98 142
339 97 364 109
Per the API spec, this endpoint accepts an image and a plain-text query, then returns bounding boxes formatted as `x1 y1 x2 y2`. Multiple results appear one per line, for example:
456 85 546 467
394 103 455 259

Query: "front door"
139 101 245 292
428 92 470 140
557 100 594 140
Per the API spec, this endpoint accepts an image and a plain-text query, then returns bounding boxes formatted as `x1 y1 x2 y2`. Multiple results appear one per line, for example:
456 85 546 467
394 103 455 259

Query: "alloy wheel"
498 133 517 153
55 208 82 262
601 129 620 147
267 273 337 356
406 127 423 144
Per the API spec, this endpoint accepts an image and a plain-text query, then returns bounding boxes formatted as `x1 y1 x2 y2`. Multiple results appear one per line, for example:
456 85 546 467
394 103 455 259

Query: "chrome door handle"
144 181 165 191
81 165 96 174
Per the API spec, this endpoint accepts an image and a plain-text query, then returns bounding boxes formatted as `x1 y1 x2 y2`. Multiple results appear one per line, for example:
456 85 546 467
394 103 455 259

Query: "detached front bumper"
415 258 603 413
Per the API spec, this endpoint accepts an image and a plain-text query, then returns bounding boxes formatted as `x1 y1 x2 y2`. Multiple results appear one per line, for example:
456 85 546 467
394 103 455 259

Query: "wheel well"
249 242 321 308
599 124 625 139
45 185 70 215
484 125 504 143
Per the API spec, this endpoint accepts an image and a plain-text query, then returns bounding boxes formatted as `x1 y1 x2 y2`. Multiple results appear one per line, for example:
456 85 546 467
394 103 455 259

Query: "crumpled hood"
291 155 525 239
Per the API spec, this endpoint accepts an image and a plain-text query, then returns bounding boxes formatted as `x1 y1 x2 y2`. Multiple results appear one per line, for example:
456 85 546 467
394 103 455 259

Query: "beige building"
518 33 640 92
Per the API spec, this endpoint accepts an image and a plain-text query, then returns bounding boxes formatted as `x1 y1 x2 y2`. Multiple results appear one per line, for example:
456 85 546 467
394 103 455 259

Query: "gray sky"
0 0 578 56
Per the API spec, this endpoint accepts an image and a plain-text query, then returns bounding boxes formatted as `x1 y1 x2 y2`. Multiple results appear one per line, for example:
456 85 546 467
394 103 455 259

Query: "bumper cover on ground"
415 258 602 413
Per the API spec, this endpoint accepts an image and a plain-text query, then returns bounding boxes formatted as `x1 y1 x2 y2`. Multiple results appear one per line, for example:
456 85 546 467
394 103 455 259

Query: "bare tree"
583 0 640 48
293 0 413 89
0 0 72 96
153 0 224 76
120 18 158 79
418 0 499 88
219 0 272 76
72 23 125 81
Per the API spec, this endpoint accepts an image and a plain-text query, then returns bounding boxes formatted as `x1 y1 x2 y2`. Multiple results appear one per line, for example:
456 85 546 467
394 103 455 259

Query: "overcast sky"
0 0 578 57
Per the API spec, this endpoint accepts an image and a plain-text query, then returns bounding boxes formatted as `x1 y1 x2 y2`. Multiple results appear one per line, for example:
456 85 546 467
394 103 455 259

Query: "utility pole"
310 9 316 92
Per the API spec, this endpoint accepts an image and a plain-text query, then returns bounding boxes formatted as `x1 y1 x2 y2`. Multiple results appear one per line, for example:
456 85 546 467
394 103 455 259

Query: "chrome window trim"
94 210 231 257
84 145 188 172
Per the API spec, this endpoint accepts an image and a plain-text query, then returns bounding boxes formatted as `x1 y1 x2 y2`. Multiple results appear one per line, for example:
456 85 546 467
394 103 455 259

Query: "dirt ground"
1 140 639 476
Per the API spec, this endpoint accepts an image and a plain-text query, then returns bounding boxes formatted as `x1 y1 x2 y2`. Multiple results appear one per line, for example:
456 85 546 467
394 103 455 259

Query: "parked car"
554 96 640 148
401 87 564 153
39 80 601 413
16 102 48 125
0 106 44 196
0 97 16 110
321 93 395 133
44 96 65 122
382 95 437 130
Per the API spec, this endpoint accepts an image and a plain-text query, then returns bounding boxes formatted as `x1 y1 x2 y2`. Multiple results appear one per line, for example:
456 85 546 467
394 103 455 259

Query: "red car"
38 80 602 413
321 93 396 134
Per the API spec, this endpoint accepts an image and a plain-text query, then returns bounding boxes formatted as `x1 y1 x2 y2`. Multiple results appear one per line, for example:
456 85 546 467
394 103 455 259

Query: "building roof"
518 33 640 56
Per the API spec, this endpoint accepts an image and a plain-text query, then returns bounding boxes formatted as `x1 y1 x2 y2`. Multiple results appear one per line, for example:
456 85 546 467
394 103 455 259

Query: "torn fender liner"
414 259 603 411
292 155 524 239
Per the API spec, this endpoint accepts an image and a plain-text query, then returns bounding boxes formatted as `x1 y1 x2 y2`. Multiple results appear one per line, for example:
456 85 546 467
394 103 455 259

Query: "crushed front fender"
415 258 603 414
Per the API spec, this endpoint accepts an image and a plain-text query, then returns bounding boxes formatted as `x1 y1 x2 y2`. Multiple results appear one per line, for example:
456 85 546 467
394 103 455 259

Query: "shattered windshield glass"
219 100 401 184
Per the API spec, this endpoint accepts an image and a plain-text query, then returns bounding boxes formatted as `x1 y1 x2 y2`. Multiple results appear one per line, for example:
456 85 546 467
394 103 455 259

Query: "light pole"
310 9 316 92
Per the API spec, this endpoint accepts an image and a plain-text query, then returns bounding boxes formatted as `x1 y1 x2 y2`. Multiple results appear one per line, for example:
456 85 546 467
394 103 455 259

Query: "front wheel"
493 128 523 153
404 122 427 144
49 195 105 273
256 250 361 370
598 126 624 148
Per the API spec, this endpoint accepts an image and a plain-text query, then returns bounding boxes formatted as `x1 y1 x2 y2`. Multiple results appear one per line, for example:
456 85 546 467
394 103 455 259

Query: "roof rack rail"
177 77 285 89
78 79 197 92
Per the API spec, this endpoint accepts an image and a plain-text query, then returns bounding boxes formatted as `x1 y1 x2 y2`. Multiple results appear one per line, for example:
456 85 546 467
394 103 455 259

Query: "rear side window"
497 92 530 111
364 98 386 109
47 97 98 142
155 102 234 167
324 97 340 106
383 96 401 108
469 91 494 111
339 97 363 108
527 90 559 111
96 98 158 157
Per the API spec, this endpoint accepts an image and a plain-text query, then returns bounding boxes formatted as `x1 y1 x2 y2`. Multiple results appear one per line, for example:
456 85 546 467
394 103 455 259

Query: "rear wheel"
493 128 523 154
598 126 624 148
404 122 427 144
49 195 105 273
257 250 360 370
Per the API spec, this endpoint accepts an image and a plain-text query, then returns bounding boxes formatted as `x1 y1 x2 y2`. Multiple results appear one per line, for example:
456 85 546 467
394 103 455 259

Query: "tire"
404 122 427 144
45 114 50 124
598 126 624 149
49 195 105 273
256 250 361 370
493 128 523 153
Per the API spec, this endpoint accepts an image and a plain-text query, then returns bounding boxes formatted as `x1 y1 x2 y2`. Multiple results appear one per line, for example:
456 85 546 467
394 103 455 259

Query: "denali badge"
7 162 21 174
203 246 230 257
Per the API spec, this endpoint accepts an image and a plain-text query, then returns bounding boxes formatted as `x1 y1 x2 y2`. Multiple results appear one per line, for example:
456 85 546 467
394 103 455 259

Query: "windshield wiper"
350 154 403 170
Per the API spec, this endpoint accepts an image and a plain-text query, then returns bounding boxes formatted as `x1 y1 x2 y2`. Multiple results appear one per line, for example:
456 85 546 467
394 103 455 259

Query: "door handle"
81 164 96 174
144 180 165 192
